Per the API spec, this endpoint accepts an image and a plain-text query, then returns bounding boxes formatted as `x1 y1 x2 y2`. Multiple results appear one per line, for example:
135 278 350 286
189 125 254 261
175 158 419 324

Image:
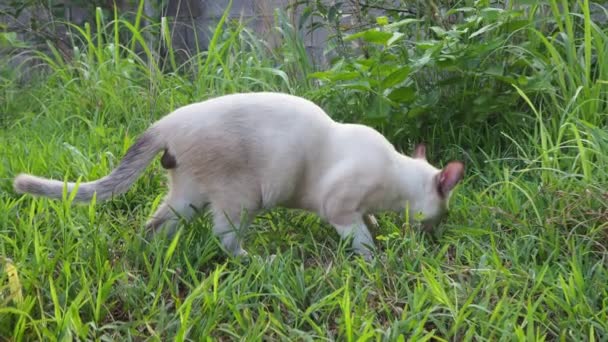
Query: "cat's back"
152 93 335 182
153 92 336 168
155 92 333 132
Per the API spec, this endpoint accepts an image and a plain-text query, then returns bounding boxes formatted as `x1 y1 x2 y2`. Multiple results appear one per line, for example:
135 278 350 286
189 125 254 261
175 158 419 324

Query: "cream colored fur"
14 92 464 259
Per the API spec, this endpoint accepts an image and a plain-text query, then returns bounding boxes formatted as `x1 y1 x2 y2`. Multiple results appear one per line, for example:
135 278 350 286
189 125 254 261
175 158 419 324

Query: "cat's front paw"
357 250 374 263
231 248 249 260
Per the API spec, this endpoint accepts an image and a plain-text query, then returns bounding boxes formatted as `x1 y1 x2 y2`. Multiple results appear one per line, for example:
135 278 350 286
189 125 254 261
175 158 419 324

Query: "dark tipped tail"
13 130 165 202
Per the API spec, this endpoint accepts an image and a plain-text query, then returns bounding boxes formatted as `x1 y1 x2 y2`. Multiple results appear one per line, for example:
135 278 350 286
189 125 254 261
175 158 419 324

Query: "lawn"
1 1 607 340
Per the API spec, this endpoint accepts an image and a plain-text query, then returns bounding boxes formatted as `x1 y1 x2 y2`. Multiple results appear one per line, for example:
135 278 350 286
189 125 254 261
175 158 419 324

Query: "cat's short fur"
13 92 464 259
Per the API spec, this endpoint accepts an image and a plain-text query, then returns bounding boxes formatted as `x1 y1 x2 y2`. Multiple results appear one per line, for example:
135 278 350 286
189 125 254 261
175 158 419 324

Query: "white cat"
13 92 464 259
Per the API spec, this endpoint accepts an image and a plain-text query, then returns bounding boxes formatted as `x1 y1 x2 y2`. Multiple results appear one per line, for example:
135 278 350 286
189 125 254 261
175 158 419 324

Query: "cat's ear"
437 161 464 197
413 144 426 160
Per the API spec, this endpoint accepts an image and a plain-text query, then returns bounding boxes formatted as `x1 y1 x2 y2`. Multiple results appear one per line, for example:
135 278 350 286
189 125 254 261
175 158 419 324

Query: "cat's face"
406 144 464 230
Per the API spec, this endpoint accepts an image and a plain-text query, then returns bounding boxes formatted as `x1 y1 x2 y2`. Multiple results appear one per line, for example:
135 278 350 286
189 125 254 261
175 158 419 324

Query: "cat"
13 92 464 260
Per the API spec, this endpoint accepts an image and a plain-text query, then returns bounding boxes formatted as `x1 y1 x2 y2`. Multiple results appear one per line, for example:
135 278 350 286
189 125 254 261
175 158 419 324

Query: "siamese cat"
13 92 464 260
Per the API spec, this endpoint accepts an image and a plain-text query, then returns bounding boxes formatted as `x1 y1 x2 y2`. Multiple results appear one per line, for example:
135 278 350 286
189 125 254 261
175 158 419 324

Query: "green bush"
305 1 607 151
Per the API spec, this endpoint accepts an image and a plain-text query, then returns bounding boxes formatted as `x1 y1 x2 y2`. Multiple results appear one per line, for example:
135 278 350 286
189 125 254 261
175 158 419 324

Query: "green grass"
1 3 607 341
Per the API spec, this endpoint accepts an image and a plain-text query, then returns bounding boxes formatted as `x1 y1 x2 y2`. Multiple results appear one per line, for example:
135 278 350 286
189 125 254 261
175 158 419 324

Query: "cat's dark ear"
437 161 464 197
413 143 426 160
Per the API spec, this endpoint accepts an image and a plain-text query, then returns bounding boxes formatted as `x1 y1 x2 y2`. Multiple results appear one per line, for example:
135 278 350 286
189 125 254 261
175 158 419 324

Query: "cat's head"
405 144 465 230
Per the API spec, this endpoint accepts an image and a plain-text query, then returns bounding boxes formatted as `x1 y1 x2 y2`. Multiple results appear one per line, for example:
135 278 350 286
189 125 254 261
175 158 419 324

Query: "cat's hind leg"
210 193 261 257
145 172 207 237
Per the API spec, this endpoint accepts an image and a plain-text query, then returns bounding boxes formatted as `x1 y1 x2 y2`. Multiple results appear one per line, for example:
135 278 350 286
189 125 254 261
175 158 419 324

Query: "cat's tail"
13 128 169 202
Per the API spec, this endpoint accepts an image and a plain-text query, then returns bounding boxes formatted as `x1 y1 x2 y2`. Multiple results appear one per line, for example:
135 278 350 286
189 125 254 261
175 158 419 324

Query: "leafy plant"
305 1 607 155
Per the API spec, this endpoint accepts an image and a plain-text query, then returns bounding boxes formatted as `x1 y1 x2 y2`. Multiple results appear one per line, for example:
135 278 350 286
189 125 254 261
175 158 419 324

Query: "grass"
1 2 608 341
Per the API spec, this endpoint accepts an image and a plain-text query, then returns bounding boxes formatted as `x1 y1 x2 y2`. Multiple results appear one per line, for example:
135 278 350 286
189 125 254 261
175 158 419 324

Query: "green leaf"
411 50 435 69
385 18 422 29
388 86 417 103
387 32 405 46
484 64 504 77
308 70 359 82
345 29 393 45
480 7 503 21
0 32 28 48
336 80 371 91
407 106 428 118
416 40 441 50
163 230 182 267
469 23 499 39
430 26 447 38
256 67 290 87
376 16 389 26
369 95 390 118
505 19 529 33
381 67 411 89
